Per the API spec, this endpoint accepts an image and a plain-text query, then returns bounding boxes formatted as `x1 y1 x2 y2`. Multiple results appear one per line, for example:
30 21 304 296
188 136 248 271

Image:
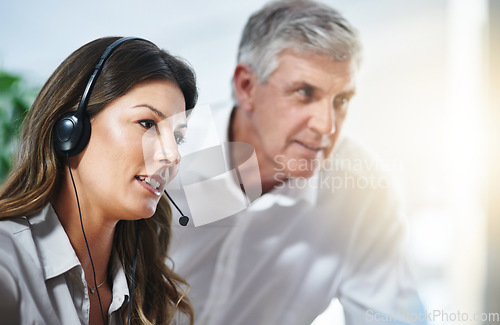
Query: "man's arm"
336 173 426 325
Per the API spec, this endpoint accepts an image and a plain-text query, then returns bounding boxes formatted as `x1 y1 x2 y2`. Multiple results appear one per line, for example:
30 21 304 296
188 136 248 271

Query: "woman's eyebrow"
132 104 165 119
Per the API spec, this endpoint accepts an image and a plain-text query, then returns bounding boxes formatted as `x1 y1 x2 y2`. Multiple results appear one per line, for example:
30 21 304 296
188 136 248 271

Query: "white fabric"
0 204 129 325
168 104 425 325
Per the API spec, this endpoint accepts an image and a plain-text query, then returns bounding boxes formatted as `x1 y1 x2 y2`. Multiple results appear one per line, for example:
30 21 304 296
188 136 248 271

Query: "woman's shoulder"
0 214 33 250
0 213 43 272
0 229 22 324
0 216 35 266
0 224 24 276
0 212 61 325
0 215 31 236
0 205 51 243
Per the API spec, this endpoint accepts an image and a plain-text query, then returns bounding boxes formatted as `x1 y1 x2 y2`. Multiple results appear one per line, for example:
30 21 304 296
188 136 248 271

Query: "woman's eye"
139 120 156 130
174 132 185 145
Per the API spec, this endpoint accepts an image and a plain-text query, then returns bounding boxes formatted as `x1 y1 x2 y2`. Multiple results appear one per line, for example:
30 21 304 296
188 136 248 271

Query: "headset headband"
75 37 143 118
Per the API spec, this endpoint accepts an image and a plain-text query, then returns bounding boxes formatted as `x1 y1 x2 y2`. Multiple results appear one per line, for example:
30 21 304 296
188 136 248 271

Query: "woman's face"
74 80 187 221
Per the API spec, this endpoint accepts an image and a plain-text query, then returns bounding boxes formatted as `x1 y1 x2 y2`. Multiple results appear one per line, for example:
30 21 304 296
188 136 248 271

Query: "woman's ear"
233 63 258 113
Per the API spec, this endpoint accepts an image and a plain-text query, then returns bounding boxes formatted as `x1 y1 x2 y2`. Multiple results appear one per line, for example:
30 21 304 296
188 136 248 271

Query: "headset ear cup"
53 38 146 159
53 112 91 157
67 114 91 157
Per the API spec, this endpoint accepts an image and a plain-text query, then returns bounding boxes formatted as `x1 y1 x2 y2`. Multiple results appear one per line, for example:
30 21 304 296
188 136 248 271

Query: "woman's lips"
135 175 162 196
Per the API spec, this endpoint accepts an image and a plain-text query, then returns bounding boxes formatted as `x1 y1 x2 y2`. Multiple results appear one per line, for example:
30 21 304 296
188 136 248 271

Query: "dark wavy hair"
0 36 198 324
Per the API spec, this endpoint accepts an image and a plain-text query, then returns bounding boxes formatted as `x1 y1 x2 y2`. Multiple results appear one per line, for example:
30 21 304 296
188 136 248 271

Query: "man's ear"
233 63 258 113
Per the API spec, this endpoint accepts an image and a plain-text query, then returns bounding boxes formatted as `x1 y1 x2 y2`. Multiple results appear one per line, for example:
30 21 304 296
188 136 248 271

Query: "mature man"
169 1 424 324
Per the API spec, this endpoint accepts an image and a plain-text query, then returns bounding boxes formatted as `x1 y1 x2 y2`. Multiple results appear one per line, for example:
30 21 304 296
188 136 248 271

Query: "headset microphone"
164 190 189 226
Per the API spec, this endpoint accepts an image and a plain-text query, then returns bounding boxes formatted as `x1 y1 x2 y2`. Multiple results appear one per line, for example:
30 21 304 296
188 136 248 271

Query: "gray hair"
237 0 362 83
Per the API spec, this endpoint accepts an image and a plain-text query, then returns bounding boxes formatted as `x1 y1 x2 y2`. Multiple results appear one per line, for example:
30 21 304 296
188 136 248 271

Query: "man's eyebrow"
339 89 356 98
289 81 356 97
132 104 165 119
286 81 317 94
290 81 315 89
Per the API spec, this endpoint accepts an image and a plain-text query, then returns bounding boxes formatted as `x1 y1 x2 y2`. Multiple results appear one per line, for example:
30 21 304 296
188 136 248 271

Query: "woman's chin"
124 202 158 220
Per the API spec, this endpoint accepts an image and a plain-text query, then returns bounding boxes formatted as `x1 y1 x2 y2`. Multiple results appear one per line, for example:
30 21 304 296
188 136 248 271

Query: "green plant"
0 70 36 183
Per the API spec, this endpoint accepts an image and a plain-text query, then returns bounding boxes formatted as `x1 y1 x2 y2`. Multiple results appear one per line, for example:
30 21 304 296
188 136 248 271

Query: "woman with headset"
0 37 197 325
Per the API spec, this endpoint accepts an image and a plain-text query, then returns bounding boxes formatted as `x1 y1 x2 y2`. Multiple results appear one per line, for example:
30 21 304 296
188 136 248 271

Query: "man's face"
240 50 357 182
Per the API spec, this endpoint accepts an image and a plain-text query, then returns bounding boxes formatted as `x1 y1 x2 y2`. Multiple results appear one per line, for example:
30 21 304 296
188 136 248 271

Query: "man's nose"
307 99 336 135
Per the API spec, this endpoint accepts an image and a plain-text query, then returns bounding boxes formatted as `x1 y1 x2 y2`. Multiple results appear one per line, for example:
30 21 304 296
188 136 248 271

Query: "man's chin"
271 153 323 181
285 155 323 177
280 161 318 179
289 168 316 179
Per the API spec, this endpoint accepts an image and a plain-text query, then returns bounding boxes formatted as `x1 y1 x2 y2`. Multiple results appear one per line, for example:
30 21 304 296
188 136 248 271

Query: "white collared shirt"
168 104 425 325
0 204 129 325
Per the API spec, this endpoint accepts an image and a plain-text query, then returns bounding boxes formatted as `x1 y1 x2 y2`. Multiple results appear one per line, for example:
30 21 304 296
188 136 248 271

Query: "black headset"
53 37 138 157
52 36 190 227
54 37 146 325
54 36 190 325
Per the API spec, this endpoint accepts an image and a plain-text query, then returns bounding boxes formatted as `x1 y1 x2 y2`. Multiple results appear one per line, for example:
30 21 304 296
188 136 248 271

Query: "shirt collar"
248 172 319 211
28 204 81 281
27 204 129 314
278 172 319 206
108 253 130 315
29 204 129 313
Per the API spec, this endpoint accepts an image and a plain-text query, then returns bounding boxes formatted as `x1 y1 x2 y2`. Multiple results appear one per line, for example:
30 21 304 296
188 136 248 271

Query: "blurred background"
0 0 498 324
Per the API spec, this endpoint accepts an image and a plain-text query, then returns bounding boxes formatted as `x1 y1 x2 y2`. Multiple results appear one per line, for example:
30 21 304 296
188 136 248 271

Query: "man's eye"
139 120 156 130
174 132 185 145
297 87 313 98
333 96 350 113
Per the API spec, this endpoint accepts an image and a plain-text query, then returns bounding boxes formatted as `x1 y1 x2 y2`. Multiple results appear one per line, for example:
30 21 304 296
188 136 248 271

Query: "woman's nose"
155 134 181 167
